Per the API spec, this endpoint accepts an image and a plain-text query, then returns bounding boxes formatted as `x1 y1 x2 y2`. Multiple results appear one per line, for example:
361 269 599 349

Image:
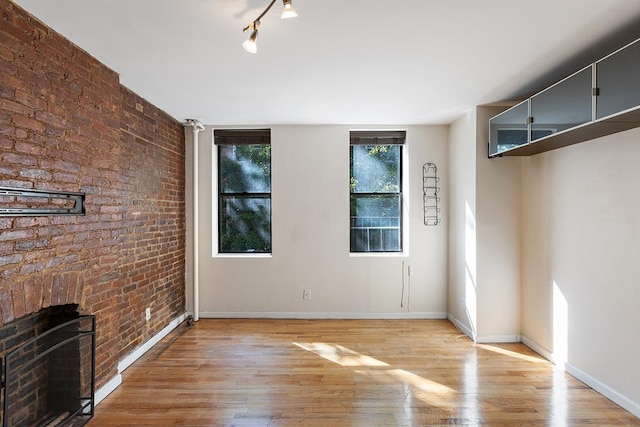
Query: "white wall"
448 109 477 333
194 125 449 318
475 107 521 341
448 107 521 342
521 128 640 416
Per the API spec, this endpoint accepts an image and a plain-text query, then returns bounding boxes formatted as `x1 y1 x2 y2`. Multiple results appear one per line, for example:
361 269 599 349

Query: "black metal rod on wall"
0 187 85 216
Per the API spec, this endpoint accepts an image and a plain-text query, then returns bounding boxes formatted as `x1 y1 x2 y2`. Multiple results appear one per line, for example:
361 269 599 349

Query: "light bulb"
281 0 298 19
243 30 258 53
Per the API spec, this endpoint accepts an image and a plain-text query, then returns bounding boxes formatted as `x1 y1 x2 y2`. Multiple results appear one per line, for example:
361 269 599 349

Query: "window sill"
349 252 408 258
214 253 272 259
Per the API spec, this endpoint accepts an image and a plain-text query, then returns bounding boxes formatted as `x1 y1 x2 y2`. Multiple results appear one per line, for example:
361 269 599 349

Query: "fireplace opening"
1 306 95 427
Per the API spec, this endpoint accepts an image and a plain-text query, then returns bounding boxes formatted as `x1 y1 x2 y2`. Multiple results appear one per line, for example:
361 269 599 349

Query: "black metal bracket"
0 187 85 216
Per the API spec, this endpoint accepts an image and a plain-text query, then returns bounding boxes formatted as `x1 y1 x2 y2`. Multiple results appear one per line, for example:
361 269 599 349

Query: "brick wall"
0 0 185 389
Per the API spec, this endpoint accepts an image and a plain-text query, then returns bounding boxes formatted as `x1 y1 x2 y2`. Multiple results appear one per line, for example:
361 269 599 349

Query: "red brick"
14 140 46 155
1 98 34 116
10 281 27 318
19 262 43 275
0 229 33 241
0 124 15 138
0 286 14 323
23 277 41 314
0 254 22 266
19 168 51 180
52 171 77 183
0 44 14 62
15 89 47 111
2 151 38 166
12 114 45 132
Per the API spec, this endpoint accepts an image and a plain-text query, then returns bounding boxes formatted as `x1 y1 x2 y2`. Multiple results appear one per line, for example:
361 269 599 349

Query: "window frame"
349 130 405 254
214 129 272 255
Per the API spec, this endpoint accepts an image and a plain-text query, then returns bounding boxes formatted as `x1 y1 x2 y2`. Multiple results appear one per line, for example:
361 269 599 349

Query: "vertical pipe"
184 120 204 323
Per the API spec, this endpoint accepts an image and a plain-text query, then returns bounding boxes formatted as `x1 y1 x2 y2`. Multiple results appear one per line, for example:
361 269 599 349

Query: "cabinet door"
489 100 529 156
596 39 640 120
530 66 593 141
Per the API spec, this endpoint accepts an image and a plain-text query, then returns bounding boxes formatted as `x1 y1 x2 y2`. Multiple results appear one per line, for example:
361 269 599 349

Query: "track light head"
242 27 259 53
281 0 298 19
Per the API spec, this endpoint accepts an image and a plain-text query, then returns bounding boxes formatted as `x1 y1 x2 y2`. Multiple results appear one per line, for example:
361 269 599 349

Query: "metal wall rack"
422 163 440 226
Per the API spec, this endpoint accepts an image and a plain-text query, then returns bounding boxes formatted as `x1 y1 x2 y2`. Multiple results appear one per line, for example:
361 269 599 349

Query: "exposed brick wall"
0 0 185 389
117 87 185 357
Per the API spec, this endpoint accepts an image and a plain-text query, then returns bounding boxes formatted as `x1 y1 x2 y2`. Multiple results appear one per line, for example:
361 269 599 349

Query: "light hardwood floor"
89 319 640 426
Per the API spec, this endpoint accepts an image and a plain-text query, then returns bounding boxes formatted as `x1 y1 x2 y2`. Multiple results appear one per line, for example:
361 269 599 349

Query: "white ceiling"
12 0 640 125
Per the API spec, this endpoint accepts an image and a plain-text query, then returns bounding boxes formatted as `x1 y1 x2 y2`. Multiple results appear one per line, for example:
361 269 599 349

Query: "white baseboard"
520 335 553 362
117 313 188 373
448 313 476 340
447 314 519 343
199 311 448 320
475 334 521 343
565 363 640 418
94 374 121 405
94 312 188 406
521 335 640 418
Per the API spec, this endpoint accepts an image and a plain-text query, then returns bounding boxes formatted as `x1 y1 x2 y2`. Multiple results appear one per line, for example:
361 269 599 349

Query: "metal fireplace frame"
2 315 96 427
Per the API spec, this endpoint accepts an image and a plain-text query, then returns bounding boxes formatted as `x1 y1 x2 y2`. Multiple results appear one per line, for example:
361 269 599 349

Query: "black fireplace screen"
2 315 95 427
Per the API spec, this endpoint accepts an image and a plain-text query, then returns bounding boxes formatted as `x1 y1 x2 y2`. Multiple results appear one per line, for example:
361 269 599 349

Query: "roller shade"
214 129 270 145
349 130 406 145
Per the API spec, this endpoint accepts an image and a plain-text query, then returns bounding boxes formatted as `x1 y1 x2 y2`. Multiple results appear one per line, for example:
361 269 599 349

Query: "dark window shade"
350 130 406 145
214 129 271 145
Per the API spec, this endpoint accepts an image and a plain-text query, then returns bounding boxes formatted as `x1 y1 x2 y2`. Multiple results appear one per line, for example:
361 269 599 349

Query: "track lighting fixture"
242 0 298 53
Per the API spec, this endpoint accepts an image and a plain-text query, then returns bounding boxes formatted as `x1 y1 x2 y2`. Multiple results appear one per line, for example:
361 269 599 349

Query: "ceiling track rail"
0 187 85 216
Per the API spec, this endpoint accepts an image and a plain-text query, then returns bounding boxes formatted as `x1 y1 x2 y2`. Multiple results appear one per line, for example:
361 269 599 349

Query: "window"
350 131 404 253
215 129 271 253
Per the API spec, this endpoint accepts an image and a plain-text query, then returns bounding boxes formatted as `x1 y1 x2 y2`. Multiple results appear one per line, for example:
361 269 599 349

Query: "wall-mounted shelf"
489 37 640 158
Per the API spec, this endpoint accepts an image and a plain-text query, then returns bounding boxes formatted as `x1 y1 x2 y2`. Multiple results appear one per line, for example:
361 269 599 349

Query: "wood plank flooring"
89 319 640 426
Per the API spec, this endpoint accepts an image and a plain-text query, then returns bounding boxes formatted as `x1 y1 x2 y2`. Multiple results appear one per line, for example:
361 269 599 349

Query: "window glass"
350 140 403 253
219 196 271 253
216 131 271 254
219 145 271 193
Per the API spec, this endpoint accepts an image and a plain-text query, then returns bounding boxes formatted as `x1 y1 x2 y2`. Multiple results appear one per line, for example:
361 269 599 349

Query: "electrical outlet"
145 307 151 321
303 289 311 300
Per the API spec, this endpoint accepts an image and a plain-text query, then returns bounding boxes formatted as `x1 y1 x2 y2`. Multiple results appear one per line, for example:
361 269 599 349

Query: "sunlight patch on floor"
295 341 456 408
293 342 389 367
476 343 547 364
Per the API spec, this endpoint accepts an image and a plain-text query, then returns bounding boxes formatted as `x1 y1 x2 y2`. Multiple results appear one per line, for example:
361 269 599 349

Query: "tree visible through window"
350 131 404 253
215 129 271 253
